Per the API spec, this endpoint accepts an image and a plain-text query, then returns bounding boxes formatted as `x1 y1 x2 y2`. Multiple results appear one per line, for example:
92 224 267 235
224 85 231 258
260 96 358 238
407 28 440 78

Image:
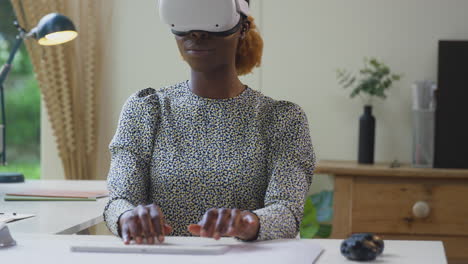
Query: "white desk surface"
0 180 448 263
3 234 447 264
0 180 108 234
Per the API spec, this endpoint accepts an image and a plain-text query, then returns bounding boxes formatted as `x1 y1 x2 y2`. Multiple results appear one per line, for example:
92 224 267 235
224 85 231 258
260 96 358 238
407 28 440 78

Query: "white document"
0 213 35 223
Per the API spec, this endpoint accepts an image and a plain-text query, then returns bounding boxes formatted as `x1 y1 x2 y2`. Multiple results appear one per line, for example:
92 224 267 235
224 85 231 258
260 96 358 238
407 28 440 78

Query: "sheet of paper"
0 213 35 223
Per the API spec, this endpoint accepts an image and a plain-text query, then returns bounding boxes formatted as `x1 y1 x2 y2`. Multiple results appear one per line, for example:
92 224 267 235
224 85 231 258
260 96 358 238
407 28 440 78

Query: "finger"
239 212 260 240
149 204 164 242
157 206 166 242
121 224 131 245
158 207 166 243
164 224 173 235
242 212 257 226
214 209 231 240
201 208 218 238
137 205 154 244
128 216 143 244
146 236 154 245
188 224 201 236
227 209 242 237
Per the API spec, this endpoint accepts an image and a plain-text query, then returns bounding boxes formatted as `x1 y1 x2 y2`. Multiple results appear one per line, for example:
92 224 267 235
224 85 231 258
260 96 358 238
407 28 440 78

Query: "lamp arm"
0 36 24 85
0 35 24 165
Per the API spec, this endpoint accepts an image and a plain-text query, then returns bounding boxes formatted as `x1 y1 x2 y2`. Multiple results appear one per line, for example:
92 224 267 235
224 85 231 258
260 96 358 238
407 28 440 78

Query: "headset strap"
237 0 250 16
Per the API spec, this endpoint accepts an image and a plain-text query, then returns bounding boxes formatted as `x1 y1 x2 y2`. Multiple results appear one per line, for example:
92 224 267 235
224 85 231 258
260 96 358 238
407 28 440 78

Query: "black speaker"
434 41 468 169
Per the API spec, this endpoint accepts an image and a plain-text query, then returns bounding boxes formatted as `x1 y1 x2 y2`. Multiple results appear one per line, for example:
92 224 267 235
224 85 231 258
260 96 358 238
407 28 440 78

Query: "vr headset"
159 0 250 37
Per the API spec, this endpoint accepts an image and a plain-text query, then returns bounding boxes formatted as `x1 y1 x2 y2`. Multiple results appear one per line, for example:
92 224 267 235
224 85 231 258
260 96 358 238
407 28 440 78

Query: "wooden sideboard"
316 160 468 264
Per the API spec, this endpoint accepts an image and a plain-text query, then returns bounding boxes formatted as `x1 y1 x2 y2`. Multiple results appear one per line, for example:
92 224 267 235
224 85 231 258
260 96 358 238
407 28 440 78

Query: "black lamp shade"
32 13 78 46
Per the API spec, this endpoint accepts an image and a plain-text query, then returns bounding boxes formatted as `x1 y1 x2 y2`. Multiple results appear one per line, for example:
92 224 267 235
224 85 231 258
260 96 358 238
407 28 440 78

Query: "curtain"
10 0 99 180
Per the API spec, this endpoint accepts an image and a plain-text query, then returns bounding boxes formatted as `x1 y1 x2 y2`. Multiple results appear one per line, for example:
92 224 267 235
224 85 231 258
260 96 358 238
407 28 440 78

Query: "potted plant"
336 57 402 164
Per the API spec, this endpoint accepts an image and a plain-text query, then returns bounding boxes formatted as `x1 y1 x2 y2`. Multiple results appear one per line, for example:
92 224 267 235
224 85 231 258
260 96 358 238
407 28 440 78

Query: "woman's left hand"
188 208 260 241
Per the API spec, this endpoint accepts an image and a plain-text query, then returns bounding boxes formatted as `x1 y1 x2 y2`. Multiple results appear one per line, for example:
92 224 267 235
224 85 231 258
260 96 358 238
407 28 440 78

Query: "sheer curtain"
10 0 100 180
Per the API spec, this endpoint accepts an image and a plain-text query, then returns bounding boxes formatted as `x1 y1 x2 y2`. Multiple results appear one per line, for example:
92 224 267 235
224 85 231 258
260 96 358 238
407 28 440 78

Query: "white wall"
261 0 468 164
94 0 262 180
42 0 468 194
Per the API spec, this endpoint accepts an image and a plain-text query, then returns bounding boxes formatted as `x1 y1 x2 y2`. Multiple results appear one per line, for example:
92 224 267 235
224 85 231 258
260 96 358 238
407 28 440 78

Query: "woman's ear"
240 20 251 39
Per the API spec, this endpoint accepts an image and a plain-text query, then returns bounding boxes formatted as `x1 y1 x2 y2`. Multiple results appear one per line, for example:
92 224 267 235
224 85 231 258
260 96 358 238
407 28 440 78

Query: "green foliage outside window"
0 0 40 179
5 76 41 157
0 38 33 75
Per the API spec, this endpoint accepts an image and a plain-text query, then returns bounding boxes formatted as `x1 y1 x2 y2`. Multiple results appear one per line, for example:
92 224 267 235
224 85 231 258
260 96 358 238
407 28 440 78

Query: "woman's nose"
189 31 209 39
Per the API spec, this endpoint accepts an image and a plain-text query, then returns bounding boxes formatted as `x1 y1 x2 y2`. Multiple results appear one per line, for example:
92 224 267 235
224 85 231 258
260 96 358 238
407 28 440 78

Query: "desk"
316 160 468 264
0 180 449 263
0 180 108 234
2 234 447 264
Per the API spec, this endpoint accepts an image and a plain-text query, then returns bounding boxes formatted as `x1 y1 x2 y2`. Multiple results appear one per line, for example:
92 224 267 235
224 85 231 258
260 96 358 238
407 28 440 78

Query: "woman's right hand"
118 203 172 245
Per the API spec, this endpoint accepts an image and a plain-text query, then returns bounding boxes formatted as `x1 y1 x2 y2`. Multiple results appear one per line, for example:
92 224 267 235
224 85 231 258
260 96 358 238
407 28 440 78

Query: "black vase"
358 105 375 164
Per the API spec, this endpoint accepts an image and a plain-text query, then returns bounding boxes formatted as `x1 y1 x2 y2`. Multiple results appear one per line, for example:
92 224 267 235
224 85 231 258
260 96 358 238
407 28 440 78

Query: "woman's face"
175 23 246 73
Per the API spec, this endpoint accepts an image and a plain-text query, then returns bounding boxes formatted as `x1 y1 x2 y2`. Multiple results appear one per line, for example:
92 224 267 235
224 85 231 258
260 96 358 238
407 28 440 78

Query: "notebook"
6 190 108 199
3 195 97 201
4 190 108 201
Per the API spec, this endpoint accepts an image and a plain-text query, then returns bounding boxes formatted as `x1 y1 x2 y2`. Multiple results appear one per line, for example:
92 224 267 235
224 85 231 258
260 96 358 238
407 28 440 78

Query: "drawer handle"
412 201 430 219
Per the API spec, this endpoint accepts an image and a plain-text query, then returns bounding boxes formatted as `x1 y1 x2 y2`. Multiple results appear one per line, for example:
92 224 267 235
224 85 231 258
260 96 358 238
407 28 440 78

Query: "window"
0 0 40 179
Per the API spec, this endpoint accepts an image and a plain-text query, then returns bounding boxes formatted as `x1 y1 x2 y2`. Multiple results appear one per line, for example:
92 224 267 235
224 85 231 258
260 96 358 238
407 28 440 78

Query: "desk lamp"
0 13 77 183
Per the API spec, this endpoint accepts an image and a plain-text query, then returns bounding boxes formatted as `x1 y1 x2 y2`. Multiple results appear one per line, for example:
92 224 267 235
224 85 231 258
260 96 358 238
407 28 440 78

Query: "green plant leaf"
315 224 332 238
369 58 379 69
350 88 360 98
300 223 319 238
343 76 356 89
337 57 401 102
337 70 353 86
300 197 319 238
301 191 334 238
392 74 401 81
301 197 317 225
311 191 334 222
336 69 344 77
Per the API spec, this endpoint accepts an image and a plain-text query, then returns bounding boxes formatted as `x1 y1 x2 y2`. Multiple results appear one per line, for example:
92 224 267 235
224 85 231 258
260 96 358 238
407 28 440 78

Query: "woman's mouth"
186 49 215 56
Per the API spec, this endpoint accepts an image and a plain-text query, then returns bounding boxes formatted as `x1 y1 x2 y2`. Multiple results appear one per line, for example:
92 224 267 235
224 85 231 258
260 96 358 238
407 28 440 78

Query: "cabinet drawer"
351 179 468 236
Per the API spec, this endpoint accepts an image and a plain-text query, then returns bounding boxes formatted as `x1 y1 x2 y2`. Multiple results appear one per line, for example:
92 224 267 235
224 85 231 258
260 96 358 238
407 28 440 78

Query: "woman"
104 0 315 244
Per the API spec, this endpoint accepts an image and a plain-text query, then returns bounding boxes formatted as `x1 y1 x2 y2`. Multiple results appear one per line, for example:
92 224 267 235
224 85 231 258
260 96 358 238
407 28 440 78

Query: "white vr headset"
159 0 250 37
